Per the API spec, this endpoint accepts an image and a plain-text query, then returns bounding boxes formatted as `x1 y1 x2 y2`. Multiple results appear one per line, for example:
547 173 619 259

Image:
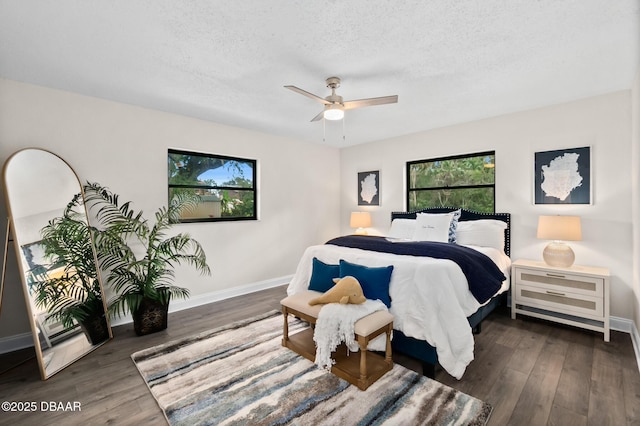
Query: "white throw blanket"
313 300 388 370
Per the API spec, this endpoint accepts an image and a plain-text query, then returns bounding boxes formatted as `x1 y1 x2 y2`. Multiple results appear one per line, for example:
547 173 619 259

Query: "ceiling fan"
284 77 398 122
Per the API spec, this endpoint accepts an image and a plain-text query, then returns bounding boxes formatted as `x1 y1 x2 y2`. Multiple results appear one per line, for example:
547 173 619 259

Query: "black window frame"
168 148 258 223
406 150 496 213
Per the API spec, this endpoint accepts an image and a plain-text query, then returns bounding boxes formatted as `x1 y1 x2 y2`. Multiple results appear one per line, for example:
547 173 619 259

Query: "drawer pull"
546 273 566 278
545 290 566 297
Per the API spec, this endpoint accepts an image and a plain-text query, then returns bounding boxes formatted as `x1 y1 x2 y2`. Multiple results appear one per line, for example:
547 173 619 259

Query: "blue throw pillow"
339 259 393 308
308 257 340 292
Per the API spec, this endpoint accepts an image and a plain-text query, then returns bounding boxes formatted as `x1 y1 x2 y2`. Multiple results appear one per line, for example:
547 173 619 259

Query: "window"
168 149 257 222
406 151 495 213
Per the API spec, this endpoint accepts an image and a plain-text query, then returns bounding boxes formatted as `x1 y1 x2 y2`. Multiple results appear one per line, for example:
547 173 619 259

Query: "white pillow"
456 219 507 251
388 218 417 240
418 210 461 243
412 212 453 242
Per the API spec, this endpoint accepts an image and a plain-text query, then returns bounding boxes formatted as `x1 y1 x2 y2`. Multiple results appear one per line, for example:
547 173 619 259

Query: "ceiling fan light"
324 107 344 121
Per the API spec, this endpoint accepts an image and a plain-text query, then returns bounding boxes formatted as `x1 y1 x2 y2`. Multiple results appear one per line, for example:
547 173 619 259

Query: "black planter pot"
132 296 170 336
79 314 110 345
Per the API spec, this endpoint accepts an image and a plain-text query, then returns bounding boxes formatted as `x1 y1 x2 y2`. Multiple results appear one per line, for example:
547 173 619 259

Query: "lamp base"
354 228 368 235
542 241 575 267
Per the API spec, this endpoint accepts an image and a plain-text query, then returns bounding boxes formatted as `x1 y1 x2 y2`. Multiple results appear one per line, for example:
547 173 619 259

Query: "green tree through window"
168 149 257 222
407 151 495 213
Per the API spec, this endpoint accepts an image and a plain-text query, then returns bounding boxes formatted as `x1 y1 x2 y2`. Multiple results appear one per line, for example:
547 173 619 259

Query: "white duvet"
287 243 511 379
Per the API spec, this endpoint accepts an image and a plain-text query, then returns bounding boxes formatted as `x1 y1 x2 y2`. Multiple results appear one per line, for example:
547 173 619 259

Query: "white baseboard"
108 275 292 327
610 316 633 333
4 286 639 375
0 331 35 355
610 315 640 374
1 275 291 354
630 320 640 375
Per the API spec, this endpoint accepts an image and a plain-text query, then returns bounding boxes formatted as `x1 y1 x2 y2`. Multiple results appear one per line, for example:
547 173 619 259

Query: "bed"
287 207 511 379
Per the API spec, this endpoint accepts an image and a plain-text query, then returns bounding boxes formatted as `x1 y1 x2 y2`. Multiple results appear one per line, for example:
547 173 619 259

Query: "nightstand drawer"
515 268 603 297
515 284 603 318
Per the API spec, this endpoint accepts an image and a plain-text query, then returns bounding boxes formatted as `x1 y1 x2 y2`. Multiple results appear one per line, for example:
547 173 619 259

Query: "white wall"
632 68 640 331
341 91 634 320
0 78 341 340
1 77 637 344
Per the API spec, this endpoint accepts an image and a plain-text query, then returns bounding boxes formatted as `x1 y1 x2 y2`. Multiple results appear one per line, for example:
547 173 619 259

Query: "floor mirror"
1 148 112 380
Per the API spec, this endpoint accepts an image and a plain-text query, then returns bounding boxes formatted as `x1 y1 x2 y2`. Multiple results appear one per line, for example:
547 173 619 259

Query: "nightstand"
511 259 610 341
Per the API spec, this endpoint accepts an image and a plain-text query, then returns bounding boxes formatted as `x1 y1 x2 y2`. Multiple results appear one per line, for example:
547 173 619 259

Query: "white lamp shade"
536 215 582 241
350 212 372 228
537 215 581 267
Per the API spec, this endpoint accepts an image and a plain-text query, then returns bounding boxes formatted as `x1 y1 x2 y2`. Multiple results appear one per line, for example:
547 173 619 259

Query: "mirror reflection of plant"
84 182 211 319
32 193 104 329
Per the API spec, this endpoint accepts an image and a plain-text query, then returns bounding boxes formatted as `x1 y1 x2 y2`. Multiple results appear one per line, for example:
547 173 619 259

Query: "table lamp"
536 215 582 267
350 212 372 235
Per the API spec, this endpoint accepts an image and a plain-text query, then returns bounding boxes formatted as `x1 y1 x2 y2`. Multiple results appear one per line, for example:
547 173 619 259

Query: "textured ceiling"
1 1 639 147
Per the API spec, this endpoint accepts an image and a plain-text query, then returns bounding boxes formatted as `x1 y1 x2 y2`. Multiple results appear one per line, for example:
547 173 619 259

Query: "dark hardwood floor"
1 285 638 425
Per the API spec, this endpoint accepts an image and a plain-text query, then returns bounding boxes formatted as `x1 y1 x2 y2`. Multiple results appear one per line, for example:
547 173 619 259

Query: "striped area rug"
131 311 492 425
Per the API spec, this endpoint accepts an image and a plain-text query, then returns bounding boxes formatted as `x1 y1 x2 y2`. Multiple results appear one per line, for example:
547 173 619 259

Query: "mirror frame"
1 148 112 380
0 218 8 316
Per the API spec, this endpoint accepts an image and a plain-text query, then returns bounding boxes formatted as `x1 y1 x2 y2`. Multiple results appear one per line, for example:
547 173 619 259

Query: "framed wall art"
534 146 591 205
358 170 380 206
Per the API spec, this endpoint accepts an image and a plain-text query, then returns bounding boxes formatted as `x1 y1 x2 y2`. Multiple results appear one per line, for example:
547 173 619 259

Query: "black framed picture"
358 170 380 206
534 146 591 205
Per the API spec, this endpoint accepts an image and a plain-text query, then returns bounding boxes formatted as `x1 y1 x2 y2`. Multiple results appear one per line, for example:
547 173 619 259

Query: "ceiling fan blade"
343 95 398 110
284 85 331 105
310 110 325 122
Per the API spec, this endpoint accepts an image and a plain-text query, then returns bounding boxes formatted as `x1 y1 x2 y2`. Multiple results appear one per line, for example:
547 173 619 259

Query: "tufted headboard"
390 207 511 257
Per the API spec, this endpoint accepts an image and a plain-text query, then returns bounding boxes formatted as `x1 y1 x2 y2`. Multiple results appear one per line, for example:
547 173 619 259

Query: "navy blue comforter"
326 235 506 304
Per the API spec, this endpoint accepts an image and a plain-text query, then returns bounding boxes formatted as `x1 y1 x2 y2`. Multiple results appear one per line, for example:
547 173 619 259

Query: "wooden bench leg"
385 323 393 366
358 334 368 390
281 306 289 347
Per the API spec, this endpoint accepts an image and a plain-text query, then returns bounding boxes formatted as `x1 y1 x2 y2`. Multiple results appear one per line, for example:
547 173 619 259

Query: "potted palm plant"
31 193 110 345
84 182 211 336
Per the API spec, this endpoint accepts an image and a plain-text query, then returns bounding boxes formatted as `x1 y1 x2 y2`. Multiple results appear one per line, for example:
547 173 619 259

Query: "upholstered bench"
281 290 393 391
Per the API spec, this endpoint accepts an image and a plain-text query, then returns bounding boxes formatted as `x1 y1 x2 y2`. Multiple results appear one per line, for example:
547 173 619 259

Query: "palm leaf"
85 182 210 317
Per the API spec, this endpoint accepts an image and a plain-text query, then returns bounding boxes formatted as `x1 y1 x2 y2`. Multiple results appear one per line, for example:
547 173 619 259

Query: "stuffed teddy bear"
308 275 367 305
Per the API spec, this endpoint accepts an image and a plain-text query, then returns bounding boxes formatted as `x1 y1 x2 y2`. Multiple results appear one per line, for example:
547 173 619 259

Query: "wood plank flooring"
1 285 638 425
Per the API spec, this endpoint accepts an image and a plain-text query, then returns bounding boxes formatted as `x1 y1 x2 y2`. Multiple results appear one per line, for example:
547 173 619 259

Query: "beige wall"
341 91 635 320
0 78 341 340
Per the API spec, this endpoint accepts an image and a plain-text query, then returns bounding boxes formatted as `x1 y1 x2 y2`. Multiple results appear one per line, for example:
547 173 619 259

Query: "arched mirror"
1 148 112 380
